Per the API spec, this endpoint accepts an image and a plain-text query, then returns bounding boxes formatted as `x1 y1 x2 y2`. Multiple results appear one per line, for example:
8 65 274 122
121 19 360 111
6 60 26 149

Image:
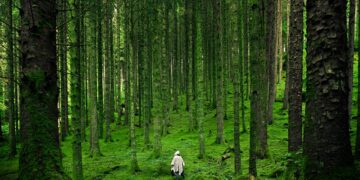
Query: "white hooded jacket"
171 151 185 175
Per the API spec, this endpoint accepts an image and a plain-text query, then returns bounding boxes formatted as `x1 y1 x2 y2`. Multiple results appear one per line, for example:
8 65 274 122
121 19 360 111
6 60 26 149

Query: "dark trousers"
171 170 184 179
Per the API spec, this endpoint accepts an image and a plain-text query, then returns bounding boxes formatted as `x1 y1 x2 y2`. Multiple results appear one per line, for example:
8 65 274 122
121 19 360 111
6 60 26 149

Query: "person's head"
174 150 180 156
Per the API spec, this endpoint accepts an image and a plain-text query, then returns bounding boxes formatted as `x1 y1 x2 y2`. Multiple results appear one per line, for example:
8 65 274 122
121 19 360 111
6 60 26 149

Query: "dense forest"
0 0 360 179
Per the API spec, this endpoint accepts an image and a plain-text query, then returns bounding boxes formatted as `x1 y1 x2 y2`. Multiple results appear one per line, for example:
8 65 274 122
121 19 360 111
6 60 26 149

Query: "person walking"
171 151 185 179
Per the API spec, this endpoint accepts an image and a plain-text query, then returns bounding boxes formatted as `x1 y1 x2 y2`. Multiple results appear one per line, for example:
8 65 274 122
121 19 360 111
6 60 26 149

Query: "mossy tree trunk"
348 0 355 120
80 3 87 142
249 1 268 177
19 0 66 178
89 0 101 157
58 0 69 141
124 0 130 126
172 0 179 112
266 0 276 125
276 0 283 84
70 0 84 178
233 0 243 174
144 0 153 148
282 0 291 110
214 0 224 145
104 0 114 142
184 0 191 113
357 0 360 160
153 1 162 158
304 0 354 178
6 0 16 159
97 0 104 138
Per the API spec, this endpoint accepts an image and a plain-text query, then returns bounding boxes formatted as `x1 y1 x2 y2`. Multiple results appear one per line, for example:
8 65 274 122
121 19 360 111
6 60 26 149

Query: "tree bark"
288 0 303 152
70 0 84 178
266 0 276 125
214 0 224 144
234 0 242 174
104 0 113 142
6 0 16 159
19 0 66 177
58 0 69 141
250 0 268 160
90 0 101 157
356 0 360 160
304 0 354 177
348 0 355 120
97 0 104 138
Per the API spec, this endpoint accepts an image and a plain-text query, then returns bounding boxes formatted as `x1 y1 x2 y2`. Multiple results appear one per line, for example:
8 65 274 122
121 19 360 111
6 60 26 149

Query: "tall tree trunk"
144 0 152 148
164 2 171 135
153 2 162 157
185 0 191 112
355 0 360 160
115 0 122 126
267 0 276 125
288 0 303 152
70 0 84 178
214 0 224 144
277 0 283 84
19 0 65 177
97 0 104 138
241 0 248 133
250 0 268 161
124 0 130 126
104 0 113 142
348 0 355 120
243 0 250 100
80 7 87 142
222 0 228 121
59 0 69 141
6 0 16 158
233 0 242 174
191 0 198 130
0 63 3 141
304 0 354 178
282 0 291 110
172 1 179 111
90 0 101 157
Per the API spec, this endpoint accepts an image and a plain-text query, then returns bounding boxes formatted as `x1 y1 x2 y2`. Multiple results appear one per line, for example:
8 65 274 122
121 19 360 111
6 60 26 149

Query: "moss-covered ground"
1 58 360 179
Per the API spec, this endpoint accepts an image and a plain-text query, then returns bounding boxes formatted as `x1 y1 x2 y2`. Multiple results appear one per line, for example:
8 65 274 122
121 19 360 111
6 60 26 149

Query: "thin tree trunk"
214 0 224 144
59 0 69 141
6 0 16 159
90 0 101 157
267 0 277 125
153 2 162 157
282 0 291 110
243 0 250 100
97 0 104 138
144 0 152 148
348 0 355 120
277 0 283 84
80 10 87 142
70 0 84 178
234 0 242 174
124 0 130 126
104 0 113 142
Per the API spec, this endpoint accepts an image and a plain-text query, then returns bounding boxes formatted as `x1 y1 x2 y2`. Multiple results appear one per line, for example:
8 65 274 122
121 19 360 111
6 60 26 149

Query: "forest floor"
1 61 360 179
